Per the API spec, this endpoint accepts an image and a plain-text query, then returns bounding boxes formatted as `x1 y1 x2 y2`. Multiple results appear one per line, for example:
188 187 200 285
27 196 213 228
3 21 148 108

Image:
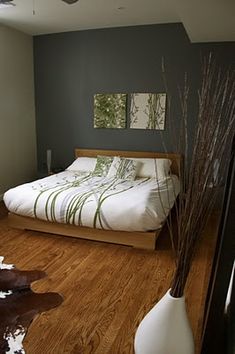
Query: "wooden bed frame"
8 149 181 250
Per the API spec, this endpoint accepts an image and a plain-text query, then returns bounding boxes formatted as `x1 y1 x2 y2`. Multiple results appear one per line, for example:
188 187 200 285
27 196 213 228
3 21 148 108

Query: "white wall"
0 25 37 200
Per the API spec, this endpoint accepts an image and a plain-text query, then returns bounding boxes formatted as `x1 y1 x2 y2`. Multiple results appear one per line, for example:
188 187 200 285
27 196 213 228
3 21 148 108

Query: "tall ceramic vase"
134 289 194 354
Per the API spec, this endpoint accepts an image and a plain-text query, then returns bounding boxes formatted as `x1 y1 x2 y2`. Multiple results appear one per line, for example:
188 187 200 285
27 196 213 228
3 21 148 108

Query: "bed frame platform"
7 148 181 250
8 213 160 250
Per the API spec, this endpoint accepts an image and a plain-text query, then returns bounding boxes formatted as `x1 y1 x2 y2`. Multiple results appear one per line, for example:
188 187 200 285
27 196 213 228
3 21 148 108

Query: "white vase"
134 289 194 354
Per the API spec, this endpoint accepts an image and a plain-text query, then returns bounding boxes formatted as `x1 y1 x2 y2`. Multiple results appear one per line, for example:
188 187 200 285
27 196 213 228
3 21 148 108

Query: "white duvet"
4 171 180 232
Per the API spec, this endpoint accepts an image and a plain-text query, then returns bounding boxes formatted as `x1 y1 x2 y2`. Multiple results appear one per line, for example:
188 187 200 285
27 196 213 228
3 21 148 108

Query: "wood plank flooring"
0 202 219 354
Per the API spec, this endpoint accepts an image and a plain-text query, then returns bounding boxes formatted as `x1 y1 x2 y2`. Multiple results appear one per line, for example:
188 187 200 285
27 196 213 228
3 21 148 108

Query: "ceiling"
0 0 234 42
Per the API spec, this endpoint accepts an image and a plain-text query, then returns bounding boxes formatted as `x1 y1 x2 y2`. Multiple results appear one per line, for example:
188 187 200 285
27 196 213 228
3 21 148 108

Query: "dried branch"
168 55 235 297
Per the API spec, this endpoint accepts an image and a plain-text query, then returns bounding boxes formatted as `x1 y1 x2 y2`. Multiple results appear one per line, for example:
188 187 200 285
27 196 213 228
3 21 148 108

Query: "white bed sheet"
4 171 180 232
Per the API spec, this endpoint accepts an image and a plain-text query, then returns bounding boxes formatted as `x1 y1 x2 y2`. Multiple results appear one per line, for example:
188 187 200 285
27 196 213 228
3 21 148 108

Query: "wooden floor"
0 202 219 354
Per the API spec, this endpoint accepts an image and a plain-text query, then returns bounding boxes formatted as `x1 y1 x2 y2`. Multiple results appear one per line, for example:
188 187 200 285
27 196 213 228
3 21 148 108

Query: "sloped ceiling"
0 0 234 42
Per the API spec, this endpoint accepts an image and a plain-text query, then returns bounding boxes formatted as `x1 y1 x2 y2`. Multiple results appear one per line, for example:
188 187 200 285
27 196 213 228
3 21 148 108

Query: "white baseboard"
0 194 4 202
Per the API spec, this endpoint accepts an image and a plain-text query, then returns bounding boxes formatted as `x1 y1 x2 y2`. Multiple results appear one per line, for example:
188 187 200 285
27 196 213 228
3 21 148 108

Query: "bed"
4 149 181 250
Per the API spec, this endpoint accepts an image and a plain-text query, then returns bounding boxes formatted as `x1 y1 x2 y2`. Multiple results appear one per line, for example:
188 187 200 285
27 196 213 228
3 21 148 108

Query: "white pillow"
66 157 97 172
132 158 172 179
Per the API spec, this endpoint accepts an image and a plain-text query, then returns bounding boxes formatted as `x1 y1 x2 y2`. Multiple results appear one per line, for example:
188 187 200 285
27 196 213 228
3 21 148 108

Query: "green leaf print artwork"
130 93 166 130
94 94 127 129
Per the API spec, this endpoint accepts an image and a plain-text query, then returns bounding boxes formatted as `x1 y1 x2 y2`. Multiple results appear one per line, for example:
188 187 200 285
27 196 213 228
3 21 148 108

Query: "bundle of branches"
164 55 235 298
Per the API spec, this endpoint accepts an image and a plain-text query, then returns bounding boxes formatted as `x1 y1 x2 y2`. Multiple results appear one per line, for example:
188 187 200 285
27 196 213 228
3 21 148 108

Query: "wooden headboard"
75 148 181 176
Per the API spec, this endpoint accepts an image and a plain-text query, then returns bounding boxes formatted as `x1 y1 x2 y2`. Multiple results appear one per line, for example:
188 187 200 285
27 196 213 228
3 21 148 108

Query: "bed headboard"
75 148 181 176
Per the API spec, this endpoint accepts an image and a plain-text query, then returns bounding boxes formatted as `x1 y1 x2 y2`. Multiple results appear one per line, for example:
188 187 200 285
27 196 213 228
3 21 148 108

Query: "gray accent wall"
33 23 234 171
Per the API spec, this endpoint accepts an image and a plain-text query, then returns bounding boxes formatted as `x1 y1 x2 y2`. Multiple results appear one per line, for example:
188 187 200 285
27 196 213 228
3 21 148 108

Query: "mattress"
4 171 180 232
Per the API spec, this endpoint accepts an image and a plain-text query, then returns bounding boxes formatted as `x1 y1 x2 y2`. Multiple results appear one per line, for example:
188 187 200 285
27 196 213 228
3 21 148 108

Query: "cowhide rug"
0 256 63 354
